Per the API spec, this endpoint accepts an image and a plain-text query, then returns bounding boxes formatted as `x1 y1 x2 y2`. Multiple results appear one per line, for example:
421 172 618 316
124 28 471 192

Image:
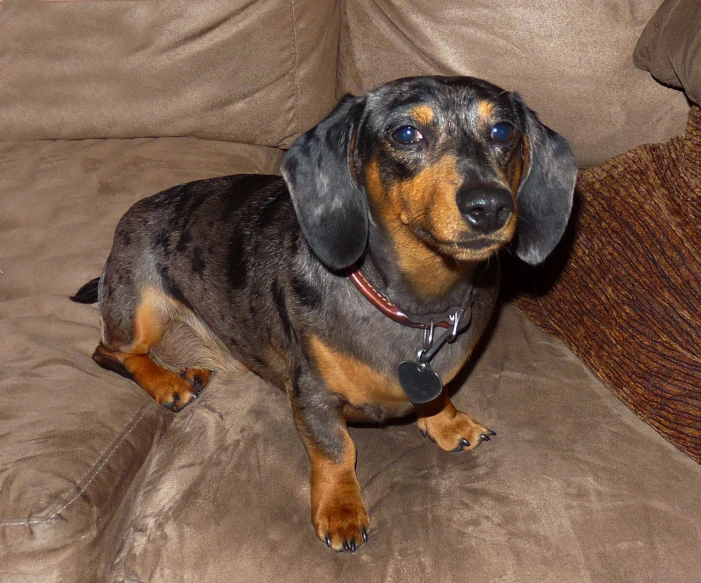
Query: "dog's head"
281 76 577 273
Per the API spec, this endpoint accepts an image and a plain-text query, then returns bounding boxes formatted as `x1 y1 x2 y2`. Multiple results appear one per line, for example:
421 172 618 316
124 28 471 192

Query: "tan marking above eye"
476 100 495 125
409 104 434 127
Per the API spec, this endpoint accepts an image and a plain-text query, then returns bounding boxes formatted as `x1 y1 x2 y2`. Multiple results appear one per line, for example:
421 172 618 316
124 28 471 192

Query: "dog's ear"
281 95 368 271
514 107 577 265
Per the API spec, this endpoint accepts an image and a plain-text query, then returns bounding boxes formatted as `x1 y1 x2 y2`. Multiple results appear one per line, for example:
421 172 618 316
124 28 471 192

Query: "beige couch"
1 1 699 582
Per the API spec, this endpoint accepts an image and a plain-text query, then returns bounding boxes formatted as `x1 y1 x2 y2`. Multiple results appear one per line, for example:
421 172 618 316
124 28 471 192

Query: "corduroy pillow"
634 0 701 105
513 106 701 463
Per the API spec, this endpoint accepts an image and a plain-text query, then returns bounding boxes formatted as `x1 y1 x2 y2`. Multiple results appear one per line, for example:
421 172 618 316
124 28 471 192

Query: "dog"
72 76 576 552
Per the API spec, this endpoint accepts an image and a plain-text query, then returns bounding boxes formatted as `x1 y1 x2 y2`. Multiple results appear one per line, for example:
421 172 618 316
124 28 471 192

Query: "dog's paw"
158 368 211 412
417 408 495 452
180 368 212 395
313 492 370 552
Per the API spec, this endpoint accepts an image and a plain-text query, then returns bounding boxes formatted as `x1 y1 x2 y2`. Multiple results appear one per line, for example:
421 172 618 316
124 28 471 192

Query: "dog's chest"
308 334 407 407
306 321 476 414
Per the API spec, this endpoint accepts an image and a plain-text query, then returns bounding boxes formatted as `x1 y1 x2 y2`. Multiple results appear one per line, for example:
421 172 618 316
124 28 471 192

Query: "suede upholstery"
634 0 701 105
337 0 690 167
0 0 690 165
0 0 339 147
1 2 700 582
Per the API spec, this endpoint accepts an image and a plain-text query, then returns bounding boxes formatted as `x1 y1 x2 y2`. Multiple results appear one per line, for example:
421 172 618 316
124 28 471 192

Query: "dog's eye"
490 122 515 144
391 125 424 145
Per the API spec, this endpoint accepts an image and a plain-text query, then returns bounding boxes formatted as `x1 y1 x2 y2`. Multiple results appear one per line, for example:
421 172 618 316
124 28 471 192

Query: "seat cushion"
0 138 283 582
105 304 701 583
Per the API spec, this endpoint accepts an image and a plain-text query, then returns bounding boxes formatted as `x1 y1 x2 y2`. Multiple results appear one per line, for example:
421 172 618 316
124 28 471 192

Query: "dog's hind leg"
94 286 211 411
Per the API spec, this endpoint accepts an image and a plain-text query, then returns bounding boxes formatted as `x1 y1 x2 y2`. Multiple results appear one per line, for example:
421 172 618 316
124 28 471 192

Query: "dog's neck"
347 267 473 330
357 232 480 318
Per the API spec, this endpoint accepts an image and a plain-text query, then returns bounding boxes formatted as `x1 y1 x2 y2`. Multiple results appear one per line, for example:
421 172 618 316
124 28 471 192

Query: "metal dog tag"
397 308 467 404
398 360 443 404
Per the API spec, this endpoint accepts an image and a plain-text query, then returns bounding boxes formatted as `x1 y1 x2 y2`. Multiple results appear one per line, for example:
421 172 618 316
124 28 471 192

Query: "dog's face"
281 76 577 272
357 78 528 264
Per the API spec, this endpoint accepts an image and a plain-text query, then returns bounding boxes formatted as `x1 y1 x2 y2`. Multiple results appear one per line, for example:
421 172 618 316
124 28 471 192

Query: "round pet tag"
397 360 443 404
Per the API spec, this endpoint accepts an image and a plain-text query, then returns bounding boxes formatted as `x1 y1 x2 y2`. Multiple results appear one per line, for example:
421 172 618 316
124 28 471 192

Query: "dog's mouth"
414 226 508 260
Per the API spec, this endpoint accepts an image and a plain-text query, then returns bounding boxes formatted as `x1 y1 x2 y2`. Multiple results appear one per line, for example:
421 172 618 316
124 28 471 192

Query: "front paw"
313 485 370 552
417 407 495 452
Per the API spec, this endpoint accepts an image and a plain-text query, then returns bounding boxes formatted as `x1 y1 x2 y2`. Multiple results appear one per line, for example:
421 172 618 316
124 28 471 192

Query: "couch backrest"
0 0 690 167
336 0 690 167
0 0 339 148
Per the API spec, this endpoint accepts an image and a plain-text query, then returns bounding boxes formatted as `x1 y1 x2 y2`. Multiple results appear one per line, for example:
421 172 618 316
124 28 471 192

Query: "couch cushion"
2 136 700 583
0 312 169 583
513 106 701 464
106 304 701 583
0 138 283 582
0 0 339 147
634 0 701 105
337 0 689 167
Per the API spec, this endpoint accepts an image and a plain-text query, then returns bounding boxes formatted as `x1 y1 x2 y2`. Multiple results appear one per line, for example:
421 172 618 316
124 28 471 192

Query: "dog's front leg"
290 395 369 552
416 391 495 452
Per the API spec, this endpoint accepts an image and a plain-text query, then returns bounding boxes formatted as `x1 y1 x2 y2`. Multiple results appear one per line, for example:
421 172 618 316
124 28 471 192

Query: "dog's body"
73 76 576 552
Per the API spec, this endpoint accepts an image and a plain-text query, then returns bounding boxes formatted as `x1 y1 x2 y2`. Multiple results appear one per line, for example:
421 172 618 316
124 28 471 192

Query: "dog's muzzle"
456 185 514 234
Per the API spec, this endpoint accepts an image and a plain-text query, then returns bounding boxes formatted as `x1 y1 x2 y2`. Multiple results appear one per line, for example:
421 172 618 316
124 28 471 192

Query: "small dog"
72 76 576 552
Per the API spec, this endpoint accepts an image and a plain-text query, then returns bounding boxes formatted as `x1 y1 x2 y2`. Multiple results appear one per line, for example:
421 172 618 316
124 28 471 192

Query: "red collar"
347 268 473 330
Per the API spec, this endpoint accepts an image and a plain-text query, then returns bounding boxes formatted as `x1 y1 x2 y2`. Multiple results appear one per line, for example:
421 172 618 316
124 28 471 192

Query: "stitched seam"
0 403 151 527
289 0 301 135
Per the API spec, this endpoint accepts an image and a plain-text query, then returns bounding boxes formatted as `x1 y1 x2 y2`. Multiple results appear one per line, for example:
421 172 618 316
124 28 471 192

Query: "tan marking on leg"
416 392 494 452
306 428 370 552
95 286 205 410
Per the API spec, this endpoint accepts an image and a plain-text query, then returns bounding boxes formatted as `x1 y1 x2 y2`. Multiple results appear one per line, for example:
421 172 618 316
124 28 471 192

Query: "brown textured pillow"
634 0 701 105
514 106 701 463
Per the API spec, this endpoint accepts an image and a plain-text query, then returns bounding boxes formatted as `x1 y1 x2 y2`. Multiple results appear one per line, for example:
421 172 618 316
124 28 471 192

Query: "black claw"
487 430 497 436
163 401 176 411
181 371 205 395
325 535 332 548
451 438 470 453
350 539 357 552
480 434 491 442
343 540 350 551
362 528 368 543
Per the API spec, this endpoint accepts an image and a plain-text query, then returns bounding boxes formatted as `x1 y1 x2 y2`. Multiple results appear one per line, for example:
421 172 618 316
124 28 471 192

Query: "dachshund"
72 75 577 552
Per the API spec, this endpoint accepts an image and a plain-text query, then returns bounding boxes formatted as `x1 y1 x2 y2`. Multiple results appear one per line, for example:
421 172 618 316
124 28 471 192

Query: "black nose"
456 186 514 234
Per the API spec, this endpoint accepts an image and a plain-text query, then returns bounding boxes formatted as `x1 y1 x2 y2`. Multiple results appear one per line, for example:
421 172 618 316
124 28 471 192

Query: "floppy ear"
514 109 577 265
280 95 368 271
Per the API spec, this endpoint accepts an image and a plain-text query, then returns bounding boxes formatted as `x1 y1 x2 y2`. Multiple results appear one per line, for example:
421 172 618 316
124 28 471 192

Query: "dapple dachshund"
72 76 577 552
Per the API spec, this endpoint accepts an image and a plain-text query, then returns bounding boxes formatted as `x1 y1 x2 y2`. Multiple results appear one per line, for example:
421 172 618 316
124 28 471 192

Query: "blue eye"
490 122 515 143
391 125 424 145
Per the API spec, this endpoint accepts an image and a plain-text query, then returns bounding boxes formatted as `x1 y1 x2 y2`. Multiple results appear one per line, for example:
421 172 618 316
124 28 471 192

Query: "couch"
1 1 700 582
